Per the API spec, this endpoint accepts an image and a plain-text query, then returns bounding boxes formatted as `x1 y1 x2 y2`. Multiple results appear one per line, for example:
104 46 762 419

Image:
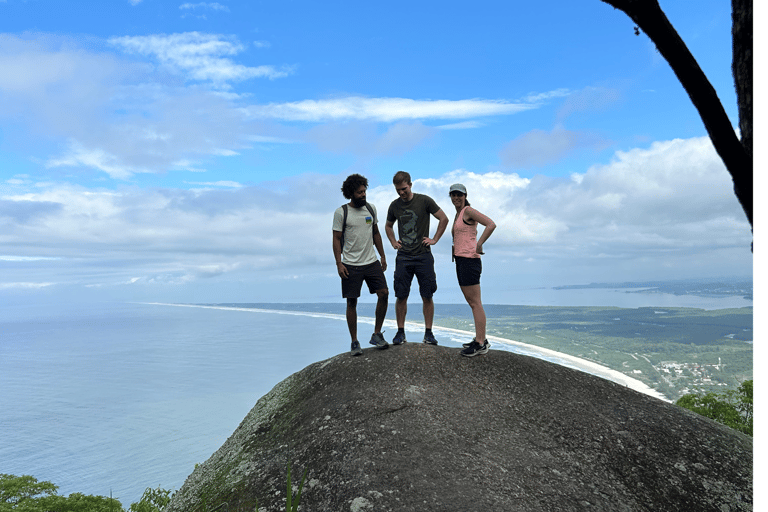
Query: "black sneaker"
351 340 362 356
369 332 389 349
392 330 407 345
461 339 489 357
423 331 438 345
462 337 476 349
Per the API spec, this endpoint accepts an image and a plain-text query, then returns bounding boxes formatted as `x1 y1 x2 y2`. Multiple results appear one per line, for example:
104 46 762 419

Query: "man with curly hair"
333 174 390 356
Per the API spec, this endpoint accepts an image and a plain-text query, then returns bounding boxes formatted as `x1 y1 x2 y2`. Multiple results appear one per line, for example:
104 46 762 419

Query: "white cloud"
437 121 483 130
109 32 293 83
0 34 578 180
243 96 539 122
0 136 751 297
179 2 230 12
0 282 55 289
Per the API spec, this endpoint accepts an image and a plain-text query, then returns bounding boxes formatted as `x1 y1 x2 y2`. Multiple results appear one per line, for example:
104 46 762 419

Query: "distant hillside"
552 278 753 300
166 343 752 512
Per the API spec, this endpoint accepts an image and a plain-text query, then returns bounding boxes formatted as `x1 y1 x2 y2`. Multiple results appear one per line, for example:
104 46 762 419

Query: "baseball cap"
449 183 467 195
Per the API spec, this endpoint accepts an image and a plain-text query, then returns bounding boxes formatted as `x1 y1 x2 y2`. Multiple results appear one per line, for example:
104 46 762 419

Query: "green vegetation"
676 380 753 436
128 487 172 512
285 462 308 512
433 305 753 401
1 474 133 512
1 464 308 512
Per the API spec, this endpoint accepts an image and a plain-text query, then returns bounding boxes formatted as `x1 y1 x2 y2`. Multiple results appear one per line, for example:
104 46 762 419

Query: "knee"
377 289 389 301
467 298 482 310
347 298 358 309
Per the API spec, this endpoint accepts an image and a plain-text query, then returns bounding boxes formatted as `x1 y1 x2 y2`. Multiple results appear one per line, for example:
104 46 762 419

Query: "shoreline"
145 302 669 402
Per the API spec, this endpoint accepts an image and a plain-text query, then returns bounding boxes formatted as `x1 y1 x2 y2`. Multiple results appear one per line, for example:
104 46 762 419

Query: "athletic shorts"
393 252 437 299
455 256 482 287
341 260 388 299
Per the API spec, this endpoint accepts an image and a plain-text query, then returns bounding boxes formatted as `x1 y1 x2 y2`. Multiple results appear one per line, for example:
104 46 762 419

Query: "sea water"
0 301 357 506
0 294 752 506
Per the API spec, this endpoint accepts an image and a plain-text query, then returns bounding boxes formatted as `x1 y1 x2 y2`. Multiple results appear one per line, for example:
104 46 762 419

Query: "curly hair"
341 174 369 199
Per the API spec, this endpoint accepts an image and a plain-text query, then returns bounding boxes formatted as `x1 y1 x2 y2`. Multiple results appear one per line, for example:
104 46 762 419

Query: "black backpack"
341 203 376 249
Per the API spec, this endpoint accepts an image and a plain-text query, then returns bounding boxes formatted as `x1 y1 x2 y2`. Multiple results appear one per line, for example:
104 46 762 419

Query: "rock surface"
166 343 752 512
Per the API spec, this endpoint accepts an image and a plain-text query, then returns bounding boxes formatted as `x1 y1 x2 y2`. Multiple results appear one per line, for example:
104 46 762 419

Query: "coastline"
145 302 669 402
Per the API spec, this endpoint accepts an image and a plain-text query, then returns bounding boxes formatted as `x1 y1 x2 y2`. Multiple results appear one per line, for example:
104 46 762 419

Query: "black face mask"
352 196 366 208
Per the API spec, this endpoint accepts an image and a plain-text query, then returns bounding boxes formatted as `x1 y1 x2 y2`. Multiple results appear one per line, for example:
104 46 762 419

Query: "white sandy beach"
147 303 669 402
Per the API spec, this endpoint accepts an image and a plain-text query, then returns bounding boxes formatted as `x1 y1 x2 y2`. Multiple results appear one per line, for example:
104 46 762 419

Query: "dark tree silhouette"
599 0 752 227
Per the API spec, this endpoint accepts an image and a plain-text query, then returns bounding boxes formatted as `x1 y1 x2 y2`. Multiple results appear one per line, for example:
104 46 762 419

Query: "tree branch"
600 0 752 226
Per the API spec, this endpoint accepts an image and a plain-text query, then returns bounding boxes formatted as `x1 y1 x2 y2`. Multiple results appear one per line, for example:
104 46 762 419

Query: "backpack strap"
341 204 348 249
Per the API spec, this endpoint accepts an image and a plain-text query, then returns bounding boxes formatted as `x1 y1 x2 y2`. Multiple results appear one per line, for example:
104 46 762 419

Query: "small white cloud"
0 255 61 261
245 96 537 123
0 282 55 289
109 32 293 84
437 121 483 130
183 180 243 188
179 2 230 12
523 88 571 103
46 140 141 179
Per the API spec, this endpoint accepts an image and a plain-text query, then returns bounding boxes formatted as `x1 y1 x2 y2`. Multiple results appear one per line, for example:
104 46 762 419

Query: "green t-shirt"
386 193 440 256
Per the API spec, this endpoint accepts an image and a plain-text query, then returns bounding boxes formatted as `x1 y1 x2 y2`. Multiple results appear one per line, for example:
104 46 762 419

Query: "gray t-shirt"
332 203 379 265
386 193 440 256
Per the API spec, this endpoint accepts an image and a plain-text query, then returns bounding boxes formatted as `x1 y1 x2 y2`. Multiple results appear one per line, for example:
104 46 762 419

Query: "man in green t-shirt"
385 171 449 345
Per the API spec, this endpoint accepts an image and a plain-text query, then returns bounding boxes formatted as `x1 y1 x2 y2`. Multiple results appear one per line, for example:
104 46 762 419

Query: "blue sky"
0 0 755 305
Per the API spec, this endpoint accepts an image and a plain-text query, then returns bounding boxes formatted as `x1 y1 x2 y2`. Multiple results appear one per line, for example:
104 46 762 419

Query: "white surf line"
142 302 668 402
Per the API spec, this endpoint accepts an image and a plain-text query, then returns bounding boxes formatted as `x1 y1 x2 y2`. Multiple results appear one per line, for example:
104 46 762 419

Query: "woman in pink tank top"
449 183 497 357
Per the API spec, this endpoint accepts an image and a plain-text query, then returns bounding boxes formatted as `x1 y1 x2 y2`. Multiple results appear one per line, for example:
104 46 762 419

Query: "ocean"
0 292 752 506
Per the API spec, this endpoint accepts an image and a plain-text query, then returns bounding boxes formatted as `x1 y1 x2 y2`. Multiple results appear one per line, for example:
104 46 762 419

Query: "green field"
433 305 753 401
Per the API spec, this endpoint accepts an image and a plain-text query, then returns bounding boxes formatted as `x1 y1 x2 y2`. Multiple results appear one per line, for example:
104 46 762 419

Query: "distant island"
552 278 753 301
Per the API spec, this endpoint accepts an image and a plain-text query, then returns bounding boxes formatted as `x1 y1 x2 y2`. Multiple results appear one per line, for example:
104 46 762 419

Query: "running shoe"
351 340 363 356
392 330 407 345
461 339 490 357
369 332 389 349
423 331 438 345
462 337 476 349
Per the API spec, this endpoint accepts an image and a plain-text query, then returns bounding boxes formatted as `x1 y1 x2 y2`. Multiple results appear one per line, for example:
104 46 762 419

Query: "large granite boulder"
166 343 752 512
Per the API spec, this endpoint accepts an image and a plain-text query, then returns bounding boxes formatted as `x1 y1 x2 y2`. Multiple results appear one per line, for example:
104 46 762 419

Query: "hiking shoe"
369 332 389 349
392 330 407 345
350 340 363 356
462 337 476 349
423 331 438 345
461 339 490 357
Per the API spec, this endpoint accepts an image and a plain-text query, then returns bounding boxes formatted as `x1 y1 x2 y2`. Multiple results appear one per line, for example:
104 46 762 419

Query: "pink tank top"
452 206 479 258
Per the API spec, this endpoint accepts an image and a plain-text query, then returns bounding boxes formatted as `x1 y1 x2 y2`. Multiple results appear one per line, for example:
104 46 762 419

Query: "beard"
352 196 367 208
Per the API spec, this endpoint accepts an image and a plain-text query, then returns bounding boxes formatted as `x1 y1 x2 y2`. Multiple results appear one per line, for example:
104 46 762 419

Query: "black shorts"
341 261 388 299
455 256 482 287
394 252 437 299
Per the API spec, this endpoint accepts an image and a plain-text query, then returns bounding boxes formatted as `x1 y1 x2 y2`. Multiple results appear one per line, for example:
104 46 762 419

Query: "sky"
0 0 756 306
